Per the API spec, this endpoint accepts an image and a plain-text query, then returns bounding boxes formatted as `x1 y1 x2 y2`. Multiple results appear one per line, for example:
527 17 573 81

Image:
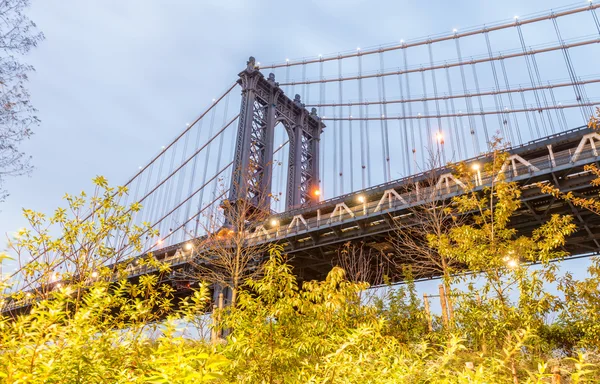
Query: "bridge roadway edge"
4 125 600 315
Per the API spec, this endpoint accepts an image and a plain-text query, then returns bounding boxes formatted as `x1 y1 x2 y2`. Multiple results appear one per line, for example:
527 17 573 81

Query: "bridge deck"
4 126 600 314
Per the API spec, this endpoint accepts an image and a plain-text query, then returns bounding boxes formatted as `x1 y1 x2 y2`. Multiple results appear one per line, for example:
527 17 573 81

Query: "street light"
357 195 367 215
270 219 279 227
435 132 444 144
472 163 482 186
435 131 446 163
184 243 193 251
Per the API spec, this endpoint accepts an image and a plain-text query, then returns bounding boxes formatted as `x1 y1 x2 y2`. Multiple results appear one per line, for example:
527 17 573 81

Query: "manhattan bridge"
5 2 600 312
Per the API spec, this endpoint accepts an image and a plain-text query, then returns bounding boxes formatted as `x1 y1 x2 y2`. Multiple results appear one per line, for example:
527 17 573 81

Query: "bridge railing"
280 126 590 219
2 137 598 314
245 142 599 244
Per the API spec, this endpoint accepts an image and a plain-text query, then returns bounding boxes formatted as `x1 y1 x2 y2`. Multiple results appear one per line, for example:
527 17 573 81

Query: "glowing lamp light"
157 238 164 245
314 189 321 197
270 219 279 227
453 28 458 33
184 243 193 251
514 15 519 20
56 283 62 289
436 132 444 143
91 271 98 278
286 58 290 62
357 195 366 203
507 259 519 269
256 62 261 66
472 163 480 171
400 39 404 43
357 47 361 51
318 54 323 57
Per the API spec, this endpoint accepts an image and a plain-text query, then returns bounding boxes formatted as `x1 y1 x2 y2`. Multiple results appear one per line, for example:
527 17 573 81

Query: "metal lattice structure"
229 57 324 211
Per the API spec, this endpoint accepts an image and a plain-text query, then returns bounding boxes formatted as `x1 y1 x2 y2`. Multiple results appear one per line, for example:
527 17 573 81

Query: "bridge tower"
228 57 324 212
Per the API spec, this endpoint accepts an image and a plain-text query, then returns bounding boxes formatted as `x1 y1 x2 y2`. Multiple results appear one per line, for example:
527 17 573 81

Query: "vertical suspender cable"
579 76 592 123
379 70 388 178
403 48 417 174
302 61 307 102
195 107 217 236
319 58 326 198
548 84 566 132
338 59 344 194
333 108 338 197
349 105 355 191
552 16 589 121
516 21 548 136
141 164 155 226
379 51 391 181
358 53 367 188
209 93 231 222
428 42 444 158
285 61 291 96
443 66 461 159
470 63 490 148
159 141 179 241
365 103 372 186
499 58 522 144
147 152 166 233
306 66 312 106
417 115 425 166
277 128 285 211
530 99 542 139
454 37 480 155
484 31 511 143
518 87 536 139
184 119 204 238
398 57 411 176
591 4 600 34
174 126 192 241
419 68 432 161
531 52 555 134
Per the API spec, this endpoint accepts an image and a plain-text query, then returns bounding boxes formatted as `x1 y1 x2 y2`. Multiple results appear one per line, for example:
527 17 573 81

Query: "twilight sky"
1 0 597 285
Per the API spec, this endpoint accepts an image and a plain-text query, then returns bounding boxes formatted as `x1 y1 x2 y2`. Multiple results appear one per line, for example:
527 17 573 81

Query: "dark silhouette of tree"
0 0 44 201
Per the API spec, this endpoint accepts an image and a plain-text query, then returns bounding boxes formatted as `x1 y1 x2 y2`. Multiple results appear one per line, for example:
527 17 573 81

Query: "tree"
335 241 388 286
433 144 577 358
0 0 44 201
0 177 227 383
386 152 467 325
183 175 274 307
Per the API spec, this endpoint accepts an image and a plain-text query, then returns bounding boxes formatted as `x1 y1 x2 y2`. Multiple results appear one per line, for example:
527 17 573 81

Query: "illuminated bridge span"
4 2 600 312
119 126 600 282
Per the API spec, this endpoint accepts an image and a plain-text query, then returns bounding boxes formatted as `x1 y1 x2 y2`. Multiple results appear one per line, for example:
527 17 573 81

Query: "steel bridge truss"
229 57 324 211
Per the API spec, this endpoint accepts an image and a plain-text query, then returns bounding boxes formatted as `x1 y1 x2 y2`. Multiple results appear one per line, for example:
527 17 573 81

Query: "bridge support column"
228 57 325 213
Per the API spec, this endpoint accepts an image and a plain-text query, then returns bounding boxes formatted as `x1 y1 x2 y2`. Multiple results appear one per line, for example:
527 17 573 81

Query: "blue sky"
1 0 598 294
